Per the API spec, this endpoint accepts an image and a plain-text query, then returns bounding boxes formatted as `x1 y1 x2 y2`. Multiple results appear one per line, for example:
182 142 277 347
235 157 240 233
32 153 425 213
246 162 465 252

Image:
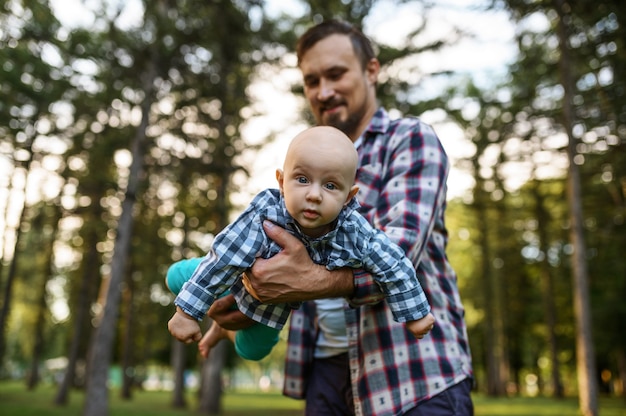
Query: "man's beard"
321 104 366 139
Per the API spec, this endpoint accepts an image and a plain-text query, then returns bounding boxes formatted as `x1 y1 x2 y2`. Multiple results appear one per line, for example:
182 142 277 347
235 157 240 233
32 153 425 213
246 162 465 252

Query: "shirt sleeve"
349 118 449 306
174 205 266 321
361 229 431 322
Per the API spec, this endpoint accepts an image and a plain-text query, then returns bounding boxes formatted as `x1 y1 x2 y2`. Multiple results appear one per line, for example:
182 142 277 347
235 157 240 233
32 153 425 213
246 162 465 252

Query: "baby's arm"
167 306 203 344
405 312 436 339
363 230 432 323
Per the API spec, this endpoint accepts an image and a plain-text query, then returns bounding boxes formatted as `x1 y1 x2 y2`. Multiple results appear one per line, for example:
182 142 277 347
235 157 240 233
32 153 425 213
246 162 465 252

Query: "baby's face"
278 129 358 238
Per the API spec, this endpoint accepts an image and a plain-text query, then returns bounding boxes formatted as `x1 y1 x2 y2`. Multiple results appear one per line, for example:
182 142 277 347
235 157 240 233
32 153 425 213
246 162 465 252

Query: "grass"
0 381 304 416
472 394 626 416
1 380 624 415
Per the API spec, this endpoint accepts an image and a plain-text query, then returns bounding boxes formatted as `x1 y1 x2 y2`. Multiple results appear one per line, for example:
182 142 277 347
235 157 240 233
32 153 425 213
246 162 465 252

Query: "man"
210 19 474 415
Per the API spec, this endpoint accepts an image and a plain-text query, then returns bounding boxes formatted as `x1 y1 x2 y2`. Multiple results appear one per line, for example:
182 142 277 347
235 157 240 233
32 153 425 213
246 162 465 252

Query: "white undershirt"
313 298 349 358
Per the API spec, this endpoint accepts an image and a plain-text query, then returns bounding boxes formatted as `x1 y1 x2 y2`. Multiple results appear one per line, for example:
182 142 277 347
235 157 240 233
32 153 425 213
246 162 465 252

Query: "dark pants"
305 353 473 416
405 378 474 416
305 353 354 416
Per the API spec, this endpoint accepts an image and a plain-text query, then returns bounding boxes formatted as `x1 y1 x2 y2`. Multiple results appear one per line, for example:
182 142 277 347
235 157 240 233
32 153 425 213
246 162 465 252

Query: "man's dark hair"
296 19 376 69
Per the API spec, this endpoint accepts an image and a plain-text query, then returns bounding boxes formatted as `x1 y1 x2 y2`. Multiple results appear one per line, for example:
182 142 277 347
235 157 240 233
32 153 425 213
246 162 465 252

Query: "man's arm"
208 222 356 329
244 220 354 304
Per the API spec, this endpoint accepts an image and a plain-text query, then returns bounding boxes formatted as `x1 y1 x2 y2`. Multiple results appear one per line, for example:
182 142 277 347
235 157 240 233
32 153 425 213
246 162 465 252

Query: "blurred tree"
54 138 119 405
58 0 278 413
440 80 513 395
554 2 598 413
25 201 62 390
497 0 626 412
0 0 72 369
529 178 565 398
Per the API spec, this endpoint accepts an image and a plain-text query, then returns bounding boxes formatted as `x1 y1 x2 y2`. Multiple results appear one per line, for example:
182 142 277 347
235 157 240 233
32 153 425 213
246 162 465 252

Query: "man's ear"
345 185 359 205
276 169 284 193
365 58 380 85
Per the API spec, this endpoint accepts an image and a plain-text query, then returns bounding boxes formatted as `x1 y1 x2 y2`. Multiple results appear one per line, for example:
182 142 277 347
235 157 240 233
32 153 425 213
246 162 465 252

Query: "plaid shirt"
174 188 430 330
283 108 473 415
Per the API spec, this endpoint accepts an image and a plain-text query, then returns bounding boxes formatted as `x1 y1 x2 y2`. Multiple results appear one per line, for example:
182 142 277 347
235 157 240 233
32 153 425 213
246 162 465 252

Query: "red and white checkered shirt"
282 108 473 416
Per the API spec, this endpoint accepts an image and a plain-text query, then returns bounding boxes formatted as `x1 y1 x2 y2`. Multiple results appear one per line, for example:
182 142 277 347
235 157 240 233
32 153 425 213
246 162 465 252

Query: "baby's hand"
406 313 435 339
168 307 202 344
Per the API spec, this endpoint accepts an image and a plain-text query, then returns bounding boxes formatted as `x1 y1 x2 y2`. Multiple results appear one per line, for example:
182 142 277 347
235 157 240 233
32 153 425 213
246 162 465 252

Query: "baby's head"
277 126 359 238
284 126 358 178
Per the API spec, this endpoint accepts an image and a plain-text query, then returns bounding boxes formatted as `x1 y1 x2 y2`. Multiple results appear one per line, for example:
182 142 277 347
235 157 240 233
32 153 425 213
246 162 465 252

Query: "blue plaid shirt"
174 188 430 330
283 108 473 415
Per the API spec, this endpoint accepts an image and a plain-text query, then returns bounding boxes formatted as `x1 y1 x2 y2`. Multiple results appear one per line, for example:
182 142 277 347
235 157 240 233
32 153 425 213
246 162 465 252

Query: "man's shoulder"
388 114 429 134
369 108 434 143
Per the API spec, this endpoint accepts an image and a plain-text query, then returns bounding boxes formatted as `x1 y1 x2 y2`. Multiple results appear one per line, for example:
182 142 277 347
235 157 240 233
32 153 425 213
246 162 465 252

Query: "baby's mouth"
302 209 320 219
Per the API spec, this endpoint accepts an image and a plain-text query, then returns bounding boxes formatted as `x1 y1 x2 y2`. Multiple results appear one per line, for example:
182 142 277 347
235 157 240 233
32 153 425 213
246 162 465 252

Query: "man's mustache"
320 99 344 112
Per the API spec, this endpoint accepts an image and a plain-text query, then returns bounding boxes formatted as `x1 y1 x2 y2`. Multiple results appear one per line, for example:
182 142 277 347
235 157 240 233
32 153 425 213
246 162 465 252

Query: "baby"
167 126 435 360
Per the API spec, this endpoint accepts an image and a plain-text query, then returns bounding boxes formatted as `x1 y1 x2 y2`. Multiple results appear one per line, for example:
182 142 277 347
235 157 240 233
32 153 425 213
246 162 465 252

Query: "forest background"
0 1 625 416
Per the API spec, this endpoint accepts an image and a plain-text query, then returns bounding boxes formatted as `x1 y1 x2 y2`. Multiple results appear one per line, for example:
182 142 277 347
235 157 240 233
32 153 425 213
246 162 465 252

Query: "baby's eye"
296 176 309 184
324 183 337 190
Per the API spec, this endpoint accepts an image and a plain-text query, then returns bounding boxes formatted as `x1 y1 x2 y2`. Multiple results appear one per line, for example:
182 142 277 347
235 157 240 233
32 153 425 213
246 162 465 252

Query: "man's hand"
244 220 354 304
207 293 255 331
167 307 202 344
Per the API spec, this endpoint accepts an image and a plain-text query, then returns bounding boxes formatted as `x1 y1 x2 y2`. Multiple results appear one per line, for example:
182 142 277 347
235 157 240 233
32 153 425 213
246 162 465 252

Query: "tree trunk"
555 1 599 414
532 181 564 398
474 179 505 396
82 63 155 416
493 199 510 394
171 339 187 408
0 164 15 282
0 164 32 365
617 349 626 401
27 202 62 391
55 235 100 405
198 340 228 415
120 276 135 400
26 267 48 391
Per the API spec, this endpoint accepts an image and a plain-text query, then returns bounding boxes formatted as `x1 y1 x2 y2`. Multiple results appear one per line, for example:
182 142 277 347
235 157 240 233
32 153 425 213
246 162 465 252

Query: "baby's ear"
345 185 359 205
276 169 284 192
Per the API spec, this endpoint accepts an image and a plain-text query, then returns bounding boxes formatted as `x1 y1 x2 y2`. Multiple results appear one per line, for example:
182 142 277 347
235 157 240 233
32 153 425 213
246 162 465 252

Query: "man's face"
299 34 379 141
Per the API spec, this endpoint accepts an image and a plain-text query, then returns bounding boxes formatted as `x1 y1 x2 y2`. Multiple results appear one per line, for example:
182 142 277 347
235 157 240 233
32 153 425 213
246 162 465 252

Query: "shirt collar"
363 107 390 138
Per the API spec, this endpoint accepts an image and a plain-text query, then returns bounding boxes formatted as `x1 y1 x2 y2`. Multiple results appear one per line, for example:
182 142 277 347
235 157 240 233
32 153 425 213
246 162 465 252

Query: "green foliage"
438 0 626 397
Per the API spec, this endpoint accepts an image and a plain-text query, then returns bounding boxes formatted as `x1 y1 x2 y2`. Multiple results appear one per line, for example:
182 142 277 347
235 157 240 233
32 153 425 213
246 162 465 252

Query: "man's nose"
317 78 334 101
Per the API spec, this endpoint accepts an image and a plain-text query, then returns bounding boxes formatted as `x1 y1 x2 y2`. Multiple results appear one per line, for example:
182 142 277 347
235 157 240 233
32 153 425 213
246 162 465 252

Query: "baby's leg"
233 323 279 361
198 322 235 358
166 258 203 294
